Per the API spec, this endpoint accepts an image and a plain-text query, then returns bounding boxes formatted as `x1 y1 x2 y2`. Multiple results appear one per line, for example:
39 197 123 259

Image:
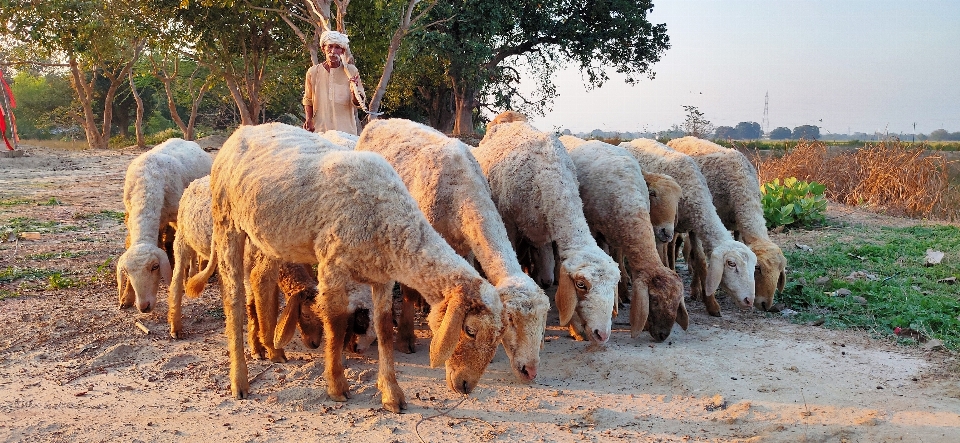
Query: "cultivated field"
1 142 959 442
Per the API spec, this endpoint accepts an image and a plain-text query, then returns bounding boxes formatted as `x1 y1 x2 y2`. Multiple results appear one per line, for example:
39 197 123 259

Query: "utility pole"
761 91 770 136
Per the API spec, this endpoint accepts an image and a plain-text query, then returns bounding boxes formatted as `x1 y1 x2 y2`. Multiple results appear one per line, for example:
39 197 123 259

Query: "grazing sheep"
117 138 211 313
167 176 374 358
356 118 549 382
473 115 619 344
643 171 683 245
666 136 787 311
202 122 504 413
559 136 688 341
322 129 359 149
619 138 757 316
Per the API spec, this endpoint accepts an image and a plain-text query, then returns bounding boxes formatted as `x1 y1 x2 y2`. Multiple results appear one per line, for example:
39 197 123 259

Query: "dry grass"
754 139 958 221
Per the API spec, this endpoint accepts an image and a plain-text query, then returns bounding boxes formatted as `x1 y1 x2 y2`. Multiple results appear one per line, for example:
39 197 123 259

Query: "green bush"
761 177 827 228
145 127 185 145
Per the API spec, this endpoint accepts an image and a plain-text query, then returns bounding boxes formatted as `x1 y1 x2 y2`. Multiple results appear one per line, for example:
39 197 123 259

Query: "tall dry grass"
754 139 958 221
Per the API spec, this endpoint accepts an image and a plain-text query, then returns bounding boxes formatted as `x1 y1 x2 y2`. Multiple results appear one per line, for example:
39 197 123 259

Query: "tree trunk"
451 82 476 136
69 57 106 149
223 75 256 125
129 70 145 148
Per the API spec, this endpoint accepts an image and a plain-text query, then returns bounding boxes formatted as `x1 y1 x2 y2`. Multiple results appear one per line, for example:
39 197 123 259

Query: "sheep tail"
185 243 217 298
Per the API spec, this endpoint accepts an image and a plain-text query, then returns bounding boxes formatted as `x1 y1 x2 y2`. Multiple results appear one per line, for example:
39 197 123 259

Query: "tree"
714 126 735 140
6 71 75 139
769 126 791 140
1 0 151 149
734 121 761 139
682 105 713 138
417 0 670 135
792 125 820 140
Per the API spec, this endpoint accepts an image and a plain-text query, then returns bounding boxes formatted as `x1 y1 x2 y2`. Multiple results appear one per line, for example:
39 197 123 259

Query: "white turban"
319 31 350 50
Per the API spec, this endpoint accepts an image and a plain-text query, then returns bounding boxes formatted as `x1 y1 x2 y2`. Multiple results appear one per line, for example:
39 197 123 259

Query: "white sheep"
355 118 549 382
559 136 688 341
666 136 787 311
321 129 359 149
620 138 757 316
117 138 211 313
473 113 620 344
167 176 376 358
200 122 504 413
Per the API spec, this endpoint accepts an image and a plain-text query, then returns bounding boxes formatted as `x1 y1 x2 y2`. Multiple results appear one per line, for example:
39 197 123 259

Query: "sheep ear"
705 250 724 298
158 250 172 285
274 296 301 349
676 297 689 330
429 296 467 368
777 270 786 292
629 277 650 339
554 265 577 326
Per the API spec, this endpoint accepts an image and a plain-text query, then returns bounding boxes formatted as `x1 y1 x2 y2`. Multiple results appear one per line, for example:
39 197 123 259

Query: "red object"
0 70 14 150
894 327 902 336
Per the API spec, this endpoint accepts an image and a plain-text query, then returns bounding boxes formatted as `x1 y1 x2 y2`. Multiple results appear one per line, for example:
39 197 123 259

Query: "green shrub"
145 127 185 145
761 177 827 228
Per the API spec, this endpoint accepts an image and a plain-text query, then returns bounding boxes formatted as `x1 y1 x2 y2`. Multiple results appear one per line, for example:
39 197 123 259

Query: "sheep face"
707 242 757 309
496 278 549 382
116 243 172 313
429 284 504 395
751 241 787 311
644 172 682 244
344 307 377 354
555 250 619 344
641 267 687 342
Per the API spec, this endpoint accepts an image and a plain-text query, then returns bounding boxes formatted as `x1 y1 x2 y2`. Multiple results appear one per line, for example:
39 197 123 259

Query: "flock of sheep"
113 111 787 413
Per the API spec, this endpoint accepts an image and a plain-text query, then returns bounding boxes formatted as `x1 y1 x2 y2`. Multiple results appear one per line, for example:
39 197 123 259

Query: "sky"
522 0 960 135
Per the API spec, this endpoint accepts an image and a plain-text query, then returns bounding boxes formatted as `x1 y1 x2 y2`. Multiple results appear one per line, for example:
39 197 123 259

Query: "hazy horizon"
521 0 960 136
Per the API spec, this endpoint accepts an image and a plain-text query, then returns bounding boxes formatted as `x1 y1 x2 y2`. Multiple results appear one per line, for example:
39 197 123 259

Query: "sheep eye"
464 325 477 339
726 260 736 268
755 265 762 274
649 190 657 198
575 280 587 290
151 263 160 271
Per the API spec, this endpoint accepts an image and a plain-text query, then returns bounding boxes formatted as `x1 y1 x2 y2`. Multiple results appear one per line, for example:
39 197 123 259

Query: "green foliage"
145 128 184 145
1 217 59 235
0 289 18 301
0 267 58 284
761 178 827 228
27 251 86 261
47 272 79 289
780 225 960 350
39 198 61 206
6 71 76 140
0 198 33 207
98 210 126 223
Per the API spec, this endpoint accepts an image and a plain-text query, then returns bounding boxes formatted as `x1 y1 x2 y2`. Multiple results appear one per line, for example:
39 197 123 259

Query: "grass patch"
780 224 960 350
27 250 89 261
0 198 33 207
98 210 126 223
0 289 18 300
0 217 80 234
47 272 79 289
0 267 59 284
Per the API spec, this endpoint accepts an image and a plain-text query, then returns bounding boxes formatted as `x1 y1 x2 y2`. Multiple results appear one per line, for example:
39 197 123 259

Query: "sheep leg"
371 282 406 413
687 232 721 316
396 284 420 354
167 234 193 339
319 281 351 402
218 227 250 399
248 253 286 363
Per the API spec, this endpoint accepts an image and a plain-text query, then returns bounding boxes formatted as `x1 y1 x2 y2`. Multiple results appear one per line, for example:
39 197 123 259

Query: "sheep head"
496 276 549 382
116 243 171 313
555 249 620 344
750 240 787 311
707 241 757 309
429 281 504 395
637 266 687 342
643 172 682 243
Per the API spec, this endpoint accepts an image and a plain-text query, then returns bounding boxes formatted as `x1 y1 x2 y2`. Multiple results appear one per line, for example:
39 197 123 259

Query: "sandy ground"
1 142 959 443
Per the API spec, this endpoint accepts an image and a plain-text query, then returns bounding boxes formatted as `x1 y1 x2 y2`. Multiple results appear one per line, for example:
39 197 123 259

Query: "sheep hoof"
396 338 416 354
169 328 183 339
327 387 350 402
267 349 287 363
382 397 407 413
231 382 250 400
705 297 722 317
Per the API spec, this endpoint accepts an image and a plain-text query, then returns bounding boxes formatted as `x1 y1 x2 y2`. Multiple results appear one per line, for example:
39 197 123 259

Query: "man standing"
303 30 362 135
